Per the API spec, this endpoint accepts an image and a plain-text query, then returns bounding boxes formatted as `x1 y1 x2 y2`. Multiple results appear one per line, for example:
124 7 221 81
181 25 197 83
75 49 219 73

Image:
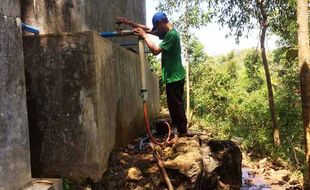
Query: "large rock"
162 136 242 190
21 178 63 190
23 31 159 181
0 1 32 189
163 137 202 183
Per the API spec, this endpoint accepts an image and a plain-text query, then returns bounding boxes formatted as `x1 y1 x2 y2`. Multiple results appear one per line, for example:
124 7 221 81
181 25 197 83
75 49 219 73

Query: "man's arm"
116 17 152 32
133 28 162 55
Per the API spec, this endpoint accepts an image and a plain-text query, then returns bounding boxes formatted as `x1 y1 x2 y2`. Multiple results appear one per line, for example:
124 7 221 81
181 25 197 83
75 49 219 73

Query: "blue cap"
152 12 168 32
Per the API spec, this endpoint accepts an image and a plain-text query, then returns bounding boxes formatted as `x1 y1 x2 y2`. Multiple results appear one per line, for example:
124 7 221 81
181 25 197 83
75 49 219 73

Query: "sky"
145 0 279 56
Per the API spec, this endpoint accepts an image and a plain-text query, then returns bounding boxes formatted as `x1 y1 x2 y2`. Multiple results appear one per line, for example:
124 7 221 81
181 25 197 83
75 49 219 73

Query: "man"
117 12 188 136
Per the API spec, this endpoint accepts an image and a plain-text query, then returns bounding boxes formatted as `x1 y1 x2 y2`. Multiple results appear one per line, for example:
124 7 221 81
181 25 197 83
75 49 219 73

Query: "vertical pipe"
139 38 147 101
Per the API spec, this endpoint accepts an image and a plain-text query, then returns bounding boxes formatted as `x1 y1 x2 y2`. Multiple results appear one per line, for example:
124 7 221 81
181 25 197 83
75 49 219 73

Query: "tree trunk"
260 25 281 145
297 0 310 188
185 0 190 121
186 46 190 121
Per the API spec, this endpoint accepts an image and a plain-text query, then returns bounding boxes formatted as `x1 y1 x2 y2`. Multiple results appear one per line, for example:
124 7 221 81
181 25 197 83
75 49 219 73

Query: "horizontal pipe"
120 42 138 46
99 30 134 38
100 30 153 38
21 23 40 34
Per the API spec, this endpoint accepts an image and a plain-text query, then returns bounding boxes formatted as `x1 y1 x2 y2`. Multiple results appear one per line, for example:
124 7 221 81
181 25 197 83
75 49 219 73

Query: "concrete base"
22 179 63 190
23 31 159 181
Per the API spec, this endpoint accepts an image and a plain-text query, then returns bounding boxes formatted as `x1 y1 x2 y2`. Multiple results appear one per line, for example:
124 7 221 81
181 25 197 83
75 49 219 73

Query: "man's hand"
134 27 162 55
116 17 132 25
133 27 147 38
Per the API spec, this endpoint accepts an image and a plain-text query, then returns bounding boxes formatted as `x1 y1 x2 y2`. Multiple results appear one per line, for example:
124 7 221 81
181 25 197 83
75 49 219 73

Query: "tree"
184 0 191 122
188 36 209 117
269 0 297 46
244 50 264 93
188 36 208 66
157 0 210 122
296 0 310 188
210 0 292 145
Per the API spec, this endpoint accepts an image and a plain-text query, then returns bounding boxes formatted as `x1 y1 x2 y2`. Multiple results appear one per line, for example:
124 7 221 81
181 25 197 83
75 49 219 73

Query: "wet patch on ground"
241 155 302 190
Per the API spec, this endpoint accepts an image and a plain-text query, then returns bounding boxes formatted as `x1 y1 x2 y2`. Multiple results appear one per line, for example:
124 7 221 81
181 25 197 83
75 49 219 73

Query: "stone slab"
22 178 63 190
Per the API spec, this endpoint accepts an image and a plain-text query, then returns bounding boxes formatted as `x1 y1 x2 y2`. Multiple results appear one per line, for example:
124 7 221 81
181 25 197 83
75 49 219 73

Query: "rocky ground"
78 132 302 190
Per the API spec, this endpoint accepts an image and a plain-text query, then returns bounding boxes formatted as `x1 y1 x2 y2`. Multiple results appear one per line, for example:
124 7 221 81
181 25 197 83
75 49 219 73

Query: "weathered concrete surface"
21 0 146 34
23 31 159 181
0 1 32 190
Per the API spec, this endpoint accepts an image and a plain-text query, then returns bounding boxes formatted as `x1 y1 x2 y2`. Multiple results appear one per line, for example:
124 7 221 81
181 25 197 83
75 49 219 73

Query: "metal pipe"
99 30 134 38
139 38 147 102
120 42 138 46
100 30 153 38
21 23 40 34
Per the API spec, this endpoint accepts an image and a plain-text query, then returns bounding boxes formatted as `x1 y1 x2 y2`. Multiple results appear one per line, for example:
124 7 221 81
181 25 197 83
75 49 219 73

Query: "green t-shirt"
159 28 185 84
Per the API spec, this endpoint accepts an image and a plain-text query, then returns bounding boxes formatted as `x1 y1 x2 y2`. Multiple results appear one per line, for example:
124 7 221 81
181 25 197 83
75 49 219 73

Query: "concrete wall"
23 31 159 181
21 0 146 34
0 1 32 189
94 34 159 147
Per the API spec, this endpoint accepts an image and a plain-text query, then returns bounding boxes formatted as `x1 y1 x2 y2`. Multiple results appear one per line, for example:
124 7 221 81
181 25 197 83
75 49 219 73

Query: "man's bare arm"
116 17 152 32
133 28 162 55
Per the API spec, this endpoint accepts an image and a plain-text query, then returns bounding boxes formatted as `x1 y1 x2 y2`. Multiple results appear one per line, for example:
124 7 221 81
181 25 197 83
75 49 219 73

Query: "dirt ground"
89 135 303 190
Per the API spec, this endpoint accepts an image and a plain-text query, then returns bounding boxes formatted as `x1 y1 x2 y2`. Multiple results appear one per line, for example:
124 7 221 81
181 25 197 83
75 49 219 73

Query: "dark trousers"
166 79 187 134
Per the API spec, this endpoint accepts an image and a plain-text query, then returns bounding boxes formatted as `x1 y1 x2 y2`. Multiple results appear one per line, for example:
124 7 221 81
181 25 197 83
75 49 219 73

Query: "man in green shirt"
117 12 188 135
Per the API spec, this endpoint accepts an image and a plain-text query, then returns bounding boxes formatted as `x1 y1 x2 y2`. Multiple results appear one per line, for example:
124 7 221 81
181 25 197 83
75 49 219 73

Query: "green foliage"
157 0 211 31
243 50 264 92
156 0 211 54
210 0 296 43
269 0 297 46
63 178 73 190
147 54 161 76
273 47 303 165
188 36 208 65
190 59 235 119
147 55 167 108
186 45 304 168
